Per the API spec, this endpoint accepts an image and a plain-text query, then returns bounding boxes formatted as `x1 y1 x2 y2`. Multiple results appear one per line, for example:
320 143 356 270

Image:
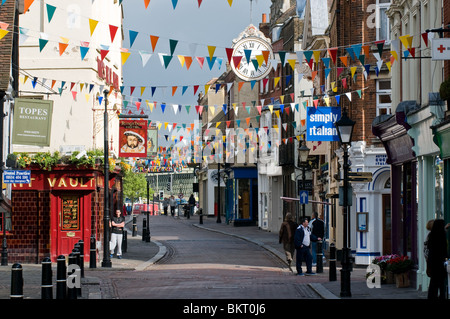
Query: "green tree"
122 171 152 208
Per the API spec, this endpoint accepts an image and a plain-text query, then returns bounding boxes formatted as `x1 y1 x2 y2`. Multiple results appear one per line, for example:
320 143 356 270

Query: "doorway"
51 192 91 261
382 193 391 255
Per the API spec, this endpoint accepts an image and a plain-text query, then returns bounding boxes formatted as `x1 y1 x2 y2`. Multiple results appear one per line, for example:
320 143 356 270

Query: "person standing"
310 212 325 265
279 213 298 272
294 218 321 276
163 197 169 216
426 219 448 299
188 194 196 217
169 195 177 217
110 209 125 259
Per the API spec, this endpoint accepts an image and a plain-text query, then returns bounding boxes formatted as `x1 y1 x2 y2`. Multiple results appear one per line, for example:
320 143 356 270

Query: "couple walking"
279 212 323 275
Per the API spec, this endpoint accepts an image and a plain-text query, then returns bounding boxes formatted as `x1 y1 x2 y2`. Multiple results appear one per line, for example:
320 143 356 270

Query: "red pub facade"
9 164 122 263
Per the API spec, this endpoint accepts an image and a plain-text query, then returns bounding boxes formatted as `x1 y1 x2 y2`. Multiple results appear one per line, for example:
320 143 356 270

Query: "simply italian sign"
306 107 341 141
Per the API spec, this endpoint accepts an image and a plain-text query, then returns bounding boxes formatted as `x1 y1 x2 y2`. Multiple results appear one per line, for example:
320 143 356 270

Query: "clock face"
231 37 273 82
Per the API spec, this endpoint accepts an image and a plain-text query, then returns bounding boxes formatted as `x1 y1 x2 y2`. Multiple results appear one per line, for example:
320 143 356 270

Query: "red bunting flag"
109 25 118 42
193 85 199 96
100 49 109 61
225 48 233 63
328 48 337 64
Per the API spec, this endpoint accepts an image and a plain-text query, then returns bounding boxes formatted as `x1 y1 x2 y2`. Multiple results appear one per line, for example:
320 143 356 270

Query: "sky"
122 0 272 148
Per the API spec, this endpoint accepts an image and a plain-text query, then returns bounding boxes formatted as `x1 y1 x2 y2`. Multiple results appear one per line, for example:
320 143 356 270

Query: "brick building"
327 0 392 266
10 165 122 263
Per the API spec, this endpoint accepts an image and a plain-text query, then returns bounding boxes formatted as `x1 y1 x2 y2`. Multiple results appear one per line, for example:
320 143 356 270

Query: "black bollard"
316 240 323 273
67 253 78 299
41 257 53 299
10 263 23 299
199 208 203 224
122 229 127 253
132 215 137 237
142 218 147 241
146 217 151 242
89 236 96 269
72 247 81 297
78 240 84 278
329 243 337 281
56 255 66 299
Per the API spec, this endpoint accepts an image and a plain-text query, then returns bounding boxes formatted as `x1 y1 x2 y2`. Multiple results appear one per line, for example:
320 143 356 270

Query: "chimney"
262 13 267 23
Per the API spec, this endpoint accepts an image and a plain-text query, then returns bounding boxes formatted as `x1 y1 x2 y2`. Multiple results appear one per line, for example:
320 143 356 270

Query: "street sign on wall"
3 170 31 184
306 107 341 141
432 38 450 60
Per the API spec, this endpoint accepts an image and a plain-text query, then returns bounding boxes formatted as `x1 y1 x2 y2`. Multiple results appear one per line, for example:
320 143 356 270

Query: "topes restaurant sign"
12 98 53 146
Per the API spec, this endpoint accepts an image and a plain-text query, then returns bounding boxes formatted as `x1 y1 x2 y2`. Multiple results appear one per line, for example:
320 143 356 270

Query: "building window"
376 79 392 116
376 0 391 42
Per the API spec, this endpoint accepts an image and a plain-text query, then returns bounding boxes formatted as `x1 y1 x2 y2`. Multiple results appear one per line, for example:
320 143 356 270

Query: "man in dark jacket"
294 218 321 275
279 213 298 272
310 212 325 265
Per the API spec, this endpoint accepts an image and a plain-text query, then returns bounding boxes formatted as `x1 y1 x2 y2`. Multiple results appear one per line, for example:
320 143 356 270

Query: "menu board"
62 196 79 231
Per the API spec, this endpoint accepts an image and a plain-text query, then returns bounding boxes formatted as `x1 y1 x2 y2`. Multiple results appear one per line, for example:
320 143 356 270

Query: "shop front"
372 102 419 286
10 165 122 263
227 167 258 226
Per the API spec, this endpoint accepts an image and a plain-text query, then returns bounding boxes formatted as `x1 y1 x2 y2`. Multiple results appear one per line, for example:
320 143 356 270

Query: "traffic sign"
348 172 373 183
3 170 31 184
299 190 308 204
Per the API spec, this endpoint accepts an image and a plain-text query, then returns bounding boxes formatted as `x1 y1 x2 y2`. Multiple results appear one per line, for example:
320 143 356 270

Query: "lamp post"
334 109 355 298
298 141 310 219
101 90 112 268
216 163 221 223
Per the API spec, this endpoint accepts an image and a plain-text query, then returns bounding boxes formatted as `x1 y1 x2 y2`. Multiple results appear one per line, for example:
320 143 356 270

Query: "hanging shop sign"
119 120 148 158
431 38 450 61
306 107 341 142
12 98 53 146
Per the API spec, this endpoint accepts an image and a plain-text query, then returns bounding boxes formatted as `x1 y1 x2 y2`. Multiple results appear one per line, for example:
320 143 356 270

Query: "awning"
280 197 333 205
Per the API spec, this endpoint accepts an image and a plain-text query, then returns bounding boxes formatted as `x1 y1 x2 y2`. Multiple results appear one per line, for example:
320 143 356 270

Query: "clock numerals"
231 37 273 81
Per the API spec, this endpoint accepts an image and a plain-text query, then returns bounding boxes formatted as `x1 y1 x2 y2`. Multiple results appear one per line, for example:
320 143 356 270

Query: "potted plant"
440 78 450 101
372 255 397 284
386 255 414 288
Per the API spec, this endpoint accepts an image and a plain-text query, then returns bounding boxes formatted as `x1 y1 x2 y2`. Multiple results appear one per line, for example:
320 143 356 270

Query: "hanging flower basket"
440 78 450 101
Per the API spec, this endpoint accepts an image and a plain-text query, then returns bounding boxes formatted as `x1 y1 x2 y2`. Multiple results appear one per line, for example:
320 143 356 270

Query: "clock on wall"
230 25 274 82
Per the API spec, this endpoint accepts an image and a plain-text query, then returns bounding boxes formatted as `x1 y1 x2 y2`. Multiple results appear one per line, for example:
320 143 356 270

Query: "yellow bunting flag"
89 19 99 36
121 51 131 65
256 55 265 67
351 66 357 79
274 77 280 87
287 59 296 71
208 46 216 60
0 29 9 40
227 0 233 6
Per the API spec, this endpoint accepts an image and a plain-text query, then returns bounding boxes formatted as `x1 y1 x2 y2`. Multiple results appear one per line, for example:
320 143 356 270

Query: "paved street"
92 214 322 299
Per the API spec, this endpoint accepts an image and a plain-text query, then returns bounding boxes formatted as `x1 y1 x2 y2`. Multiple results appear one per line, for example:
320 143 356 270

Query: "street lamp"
334 109 355 298
298 141 310 220
101 90 112 268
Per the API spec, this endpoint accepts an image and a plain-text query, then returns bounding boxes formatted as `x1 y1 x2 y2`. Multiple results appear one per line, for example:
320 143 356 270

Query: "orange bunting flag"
24 0 35 13
59 42 69 56
150 35 159 52
238 82 244 92
144 0 151 9
339 56 348 67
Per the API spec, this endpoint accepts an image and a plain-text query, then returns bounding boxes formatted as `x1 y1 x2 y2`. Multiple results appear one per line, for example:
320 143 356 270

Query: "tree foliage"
122 171 151 205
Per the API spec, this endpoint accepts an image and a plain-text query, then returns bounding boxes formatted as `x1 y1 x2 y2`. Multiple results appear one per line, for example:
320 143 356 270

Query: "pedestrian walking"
188 194 196 217
110 209 125 259
169 195 177 217
163 197 169 216
294 218 321 276
310 212 325 265
425 219 448 299
278 213 298 272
